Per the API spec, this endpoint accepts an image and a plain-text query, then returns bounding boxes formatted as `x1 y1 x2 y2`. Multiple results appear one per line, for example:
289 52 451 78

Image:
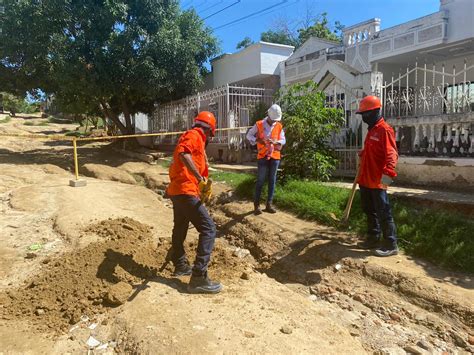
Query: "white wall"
441 0 474 43
134 112 149 133
211 42 293 88
260 45 295 75
212 46 262 88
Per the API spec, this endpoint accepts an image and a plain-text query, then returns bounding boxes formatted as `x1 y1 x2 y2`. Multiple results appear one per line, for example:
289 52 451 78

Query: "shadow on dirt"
260 234 371 285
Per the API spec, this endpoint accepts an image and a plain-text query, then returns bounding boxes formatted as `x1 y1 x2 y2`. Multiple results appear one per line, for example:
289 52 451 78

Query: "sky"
181 0 441 55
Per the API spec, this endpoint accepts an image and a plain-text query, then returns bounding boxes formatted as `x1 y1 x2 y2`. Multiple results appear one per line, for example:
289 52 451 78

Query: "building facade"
203 41 294 91
280 0 474 188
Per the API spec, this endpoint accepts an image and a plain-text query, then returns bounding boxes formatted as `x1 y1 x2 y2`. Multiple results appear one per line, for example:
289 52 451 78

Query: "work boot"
173 261 192 276
254 203 262 215
374 240 399 257
188 273 222 294
374 247 399 257
357 236 381 250
264 202 277 214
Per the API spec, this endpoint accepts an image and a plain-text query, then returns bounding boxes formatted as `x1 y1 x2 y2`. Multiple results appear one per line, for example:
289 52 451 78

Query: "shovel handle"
341 164 360 224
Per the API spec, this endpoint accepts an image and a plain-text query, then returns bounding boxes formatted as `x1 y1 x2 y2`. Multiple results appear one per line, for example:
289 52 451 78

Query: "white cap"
267 104 282 121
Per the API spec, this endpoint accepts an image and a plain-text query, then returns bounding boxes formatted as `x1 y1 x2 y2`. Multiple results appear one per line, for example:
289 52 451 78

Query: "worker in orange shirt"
166 111 222 294
356 96 399 257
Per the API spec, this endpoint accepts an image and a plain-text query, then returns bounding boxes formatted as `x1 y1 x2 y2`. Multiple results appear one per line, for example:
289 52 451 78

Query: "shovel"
340 164 360 226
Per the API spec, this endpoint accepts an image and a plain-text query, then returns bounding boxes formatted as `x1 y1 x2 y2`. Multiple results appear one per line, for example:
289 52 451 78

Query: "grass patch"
64 130 91 138
0 116 11 124
212 170 474 273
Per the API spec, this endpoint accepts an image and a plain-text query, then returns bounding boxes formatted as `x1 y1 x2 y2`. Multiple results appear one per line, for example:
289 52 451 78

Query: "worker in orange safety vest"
246 104 286 215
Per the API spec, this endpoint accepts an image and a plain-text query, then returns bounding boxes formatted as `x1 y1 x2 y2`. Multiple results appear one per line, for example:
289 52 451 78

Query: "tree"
277 81 344 181
0 0 219 134
260 30 298 47
236 37 254 50
264 8 344 48
298 13 344 44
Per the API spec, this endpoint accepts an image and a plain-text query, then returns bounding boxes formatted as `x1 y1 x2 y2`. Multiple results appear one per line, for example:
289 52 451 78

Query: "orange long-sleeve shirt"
358 118 398 189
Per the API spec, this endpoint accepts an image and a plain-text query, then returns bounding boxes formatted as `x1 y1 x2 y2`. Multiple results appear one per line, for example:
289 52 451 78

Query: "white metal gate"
151 84 274 148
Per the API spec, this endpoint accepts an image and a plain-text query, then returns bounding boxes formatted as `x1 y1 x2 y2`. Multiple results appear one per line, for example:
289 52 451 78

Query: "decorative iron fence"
382 62 474 118
382 61 474 157
324 78 365 176
151 84 274 147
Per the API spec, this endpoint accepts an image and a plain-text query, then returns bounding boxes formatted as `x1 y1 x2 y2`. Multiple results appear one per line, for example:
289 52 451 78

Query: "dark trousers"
170 195 216 276
360 186 397 247
255 158 280 205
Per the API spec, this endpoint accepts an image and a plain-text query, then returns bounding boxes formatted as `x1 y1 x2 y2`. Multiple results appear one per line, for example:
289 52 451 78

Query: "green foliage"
258 12 343 48
249 102 269 125
236 37 254 49
260 30 298 47
276 81 344 181
298 13 343 44
212 171 474 272
0 92 39 115
0 0 219 134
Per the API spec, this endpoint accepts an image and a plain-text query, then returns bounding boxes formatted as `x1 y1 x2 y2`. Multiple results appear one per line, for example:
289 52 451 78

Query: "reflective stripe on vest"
256 120 282 160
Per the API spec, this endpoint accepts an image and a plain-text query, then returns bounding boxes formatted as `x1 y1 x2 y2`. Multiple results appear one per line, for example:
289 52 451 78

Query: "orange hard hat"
194 111 216 136
356 95 382 114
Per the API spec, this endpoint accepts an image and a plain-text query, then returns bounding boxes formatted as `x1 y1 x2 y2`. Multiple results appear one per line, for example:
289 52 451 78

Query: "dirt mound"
82 164 137 185
0 218 162 333
0 217 248 334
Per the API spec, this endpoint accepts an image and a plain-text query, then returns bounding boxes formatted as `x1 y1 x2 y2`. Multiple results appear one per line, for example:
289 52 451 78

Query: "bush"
276 81 344 181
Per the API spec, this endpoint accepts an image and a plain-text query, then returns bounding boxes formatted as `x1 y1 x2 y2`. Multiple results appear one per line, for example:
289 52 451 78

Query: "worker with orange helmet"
166 111 222 293
356 96 399 257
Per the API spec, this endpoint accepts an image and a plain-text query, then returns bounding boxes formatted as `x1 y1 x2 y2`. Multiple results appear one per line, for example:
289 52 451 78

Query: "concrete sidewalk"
324 182 474 214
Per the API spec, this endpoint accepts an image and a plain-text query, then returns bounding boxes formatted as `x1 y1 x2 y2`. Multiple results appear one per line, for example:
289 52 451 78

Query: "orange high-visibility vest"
256 120 283 160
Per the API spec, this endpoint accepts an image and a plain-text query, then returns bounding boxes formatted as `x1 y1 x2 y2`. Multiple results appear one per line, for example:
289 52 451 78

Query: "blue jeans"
255 158 280 205
360 186 397 247
170 195 216 276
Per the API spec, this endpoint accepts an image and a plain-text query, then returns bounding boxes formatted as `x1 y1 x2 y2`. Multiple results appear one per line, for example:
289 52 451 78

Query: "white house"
280 0 474 188
203 41 295 91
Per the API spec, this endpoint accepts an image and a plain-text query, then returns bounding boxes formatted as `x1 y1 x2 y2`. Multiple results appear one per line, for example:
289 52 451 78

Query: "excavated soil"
0 218 160 331
1 115 473 354
0 216 246 334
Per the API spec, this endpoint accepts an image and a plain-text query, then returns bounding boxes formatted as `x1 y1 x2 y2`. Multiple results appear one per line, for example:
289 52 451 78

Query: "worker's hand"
199 178 213 203
198 176 207 191
256 138 265 145
381 174 393 186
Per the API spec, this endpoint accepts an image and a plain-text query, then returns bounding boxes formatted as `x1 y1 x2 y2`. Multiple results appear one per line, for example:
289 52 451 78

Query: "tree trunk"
99 100 127 134
121 99 134 135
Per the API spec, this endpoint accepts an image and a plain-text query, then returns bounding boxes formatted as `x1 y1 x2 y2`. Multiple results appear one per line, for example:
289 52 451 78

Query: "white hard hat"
267 104 282 121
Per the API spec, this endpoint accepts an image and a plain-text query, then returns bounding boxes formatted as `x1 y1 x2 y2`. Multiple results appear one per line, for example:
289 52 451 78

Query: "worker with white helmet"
246 104 286 215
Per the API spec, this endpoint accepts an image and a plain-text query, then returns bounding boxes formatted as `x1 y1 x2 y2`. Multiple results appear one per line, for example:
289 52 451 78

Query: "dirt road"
0 114 472 354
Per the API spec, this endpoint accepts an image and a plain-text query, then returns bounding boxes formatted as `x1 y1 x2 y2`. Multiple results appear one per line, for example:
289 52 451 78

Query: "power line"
230 0 300 31
203 0 241 21
199 0 224 15
213 0 289 31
